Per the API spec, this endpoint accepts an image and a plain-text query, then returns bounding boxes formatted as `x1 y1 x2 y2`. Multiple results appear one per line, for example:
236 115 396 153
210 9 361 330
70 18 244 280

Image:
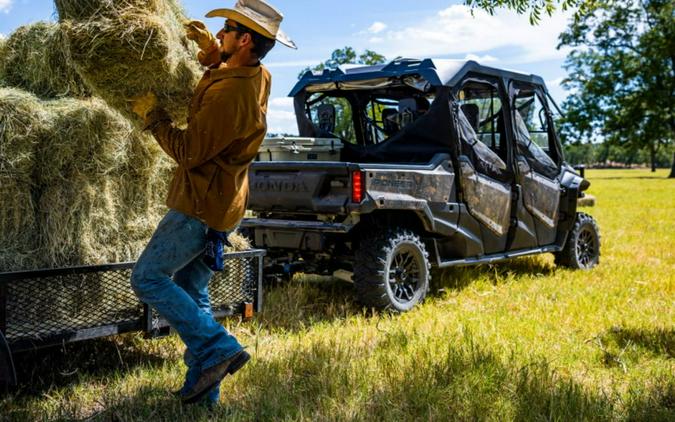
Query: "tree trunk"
651 144 656 172
669 151 675 178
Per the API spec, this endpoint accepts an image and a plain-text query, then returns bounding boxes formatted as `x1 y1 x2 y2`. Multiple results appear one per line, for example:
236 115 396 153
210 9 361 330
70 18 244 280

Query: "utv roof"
289 58 546 96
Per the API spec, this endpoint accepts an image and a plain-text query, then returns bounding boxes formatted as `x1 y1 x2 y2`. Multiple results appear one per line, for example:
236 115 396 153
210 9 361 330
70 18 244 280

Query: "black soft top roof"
289 58 547 96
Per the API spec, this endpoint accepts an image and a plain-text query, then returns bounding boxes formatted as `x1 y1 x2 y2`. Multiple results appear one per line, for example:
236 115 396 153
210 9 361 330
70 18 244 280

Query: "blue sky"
0 0 574 134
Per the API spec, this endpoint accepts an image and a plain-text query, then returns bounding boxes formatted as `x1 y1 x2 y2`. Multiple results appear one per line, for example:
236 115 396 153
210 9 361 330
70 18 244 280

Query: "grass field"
1 169 673 421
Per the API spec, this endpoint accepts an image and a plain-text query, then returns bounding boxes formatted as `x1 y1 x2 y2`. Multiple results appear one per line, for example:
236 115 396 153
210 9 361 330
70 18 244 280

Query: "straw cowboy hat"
206 0 297 49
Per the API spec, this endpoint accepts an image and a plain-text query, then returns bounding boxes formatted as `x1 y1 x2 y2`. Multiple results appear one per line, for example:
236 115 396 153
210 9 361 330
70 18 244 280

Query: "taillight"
352 170 364 203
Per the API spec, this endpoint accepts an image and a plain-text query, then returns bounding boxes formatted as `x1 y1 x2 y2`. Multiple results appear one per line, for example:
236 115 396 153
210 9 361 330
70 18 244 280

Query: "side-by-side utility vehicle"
242 58 600 312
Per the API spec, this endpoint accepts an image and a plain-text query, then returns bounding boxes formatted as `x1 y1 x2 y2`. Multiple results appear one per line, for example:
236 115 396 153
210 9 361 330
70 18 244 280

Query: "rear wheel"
353 228 430 312
555 212 600 269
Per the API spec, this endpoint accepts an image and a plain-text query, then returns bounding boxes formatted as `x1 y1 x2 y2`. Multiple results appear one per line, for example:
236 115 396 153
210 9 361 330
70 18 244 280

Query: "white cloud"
267 97 298 135
368 22 387 34
0 0 12 13
269 97 294 108
369 37 384 44
464 54 498 63
361 5 573 64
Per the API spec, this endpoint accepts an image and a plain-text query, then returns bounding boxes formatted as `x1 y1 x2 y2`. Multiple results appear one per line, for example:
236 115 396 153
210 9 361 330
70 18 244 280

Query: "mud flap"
0 331 16 393
518 159 560 228
459 161 512 236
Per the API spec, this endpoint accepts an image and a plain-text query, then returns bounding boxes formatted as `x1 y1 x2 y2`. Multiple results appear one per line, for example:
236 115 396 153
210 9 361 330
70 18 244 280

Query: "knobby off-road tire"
555 212 601 269
353 228 430 312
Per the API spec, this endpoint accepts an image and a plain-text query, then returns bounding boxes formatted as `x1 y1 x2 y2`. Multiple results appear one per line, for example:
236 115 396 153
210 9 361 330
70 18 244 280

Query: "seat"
460 103 480 133
382 108 399 136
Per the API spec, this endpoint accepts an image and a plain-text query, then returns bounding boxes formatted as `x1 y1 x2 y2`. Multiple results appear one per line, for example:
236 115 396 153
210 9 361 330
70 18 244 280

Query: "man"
130 0 296 406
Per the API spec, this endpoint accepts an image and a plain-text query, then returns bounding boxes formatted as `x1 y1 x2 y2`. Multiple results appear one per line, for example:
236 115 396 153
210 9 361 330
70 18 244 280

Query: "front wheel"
353 228 430 312
555 212 601 269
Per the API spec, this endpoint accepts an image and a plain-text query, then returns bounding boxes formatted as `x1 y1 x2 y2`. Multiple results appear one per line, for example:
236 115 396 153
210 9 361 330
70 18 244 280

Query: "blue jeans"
131 209 242 403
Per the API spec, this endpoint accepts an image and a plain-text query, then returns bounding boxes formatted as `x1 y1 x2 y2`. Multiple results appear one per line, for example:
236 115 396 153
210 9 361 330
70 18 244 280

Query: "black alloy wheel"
555 212 601 269
354 227 430 312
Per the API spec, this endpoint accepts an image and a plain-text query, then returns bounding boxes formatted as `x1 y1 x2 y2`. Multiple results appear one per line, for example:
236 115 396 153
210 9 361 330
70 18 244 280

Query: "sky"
0 0 575 134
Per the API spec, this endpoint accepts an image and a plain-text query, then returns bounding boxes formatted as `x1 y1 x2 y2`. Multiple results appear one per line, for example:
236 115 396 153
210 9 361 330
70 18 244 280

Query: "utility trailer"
0 249 265 392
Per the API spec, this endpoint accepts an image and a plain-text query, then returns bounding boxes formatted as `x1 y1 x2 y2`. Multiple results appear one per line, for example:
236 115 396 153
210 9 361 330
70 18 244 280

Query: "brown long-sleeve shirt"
145 64 271 231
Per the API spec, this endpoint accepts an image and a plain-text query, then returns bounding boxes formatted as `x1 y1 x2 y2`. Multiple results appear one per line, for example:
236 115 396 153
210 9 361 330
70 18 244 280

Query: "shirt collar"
207 64 262 81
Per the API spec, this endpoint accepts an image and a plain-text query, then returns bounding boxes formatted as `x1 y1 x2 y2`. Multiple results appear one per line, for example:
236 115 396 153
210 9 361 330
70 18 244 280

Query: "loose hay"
0 22 90 98
57 0 201 124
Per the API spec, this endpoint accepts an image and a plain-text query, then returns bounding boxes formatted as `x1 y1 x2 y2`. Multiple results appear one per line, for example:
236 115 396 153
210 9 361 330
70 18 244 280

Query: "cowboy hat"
206 0 297 49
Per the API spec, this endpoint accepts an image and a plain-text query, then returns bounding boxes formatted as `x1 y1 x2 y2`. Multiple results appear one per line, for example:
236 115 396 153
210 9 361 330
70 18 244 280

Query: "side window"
514 91 550 152
307 94 356 144
457 81 507 161
512 86 559 178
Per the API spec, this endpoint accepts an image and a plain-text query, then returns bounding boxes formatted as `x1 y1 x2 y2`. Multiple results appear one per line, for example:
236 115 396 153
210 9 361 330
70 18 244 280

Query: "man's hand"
131 92 158 121
184 20 217 52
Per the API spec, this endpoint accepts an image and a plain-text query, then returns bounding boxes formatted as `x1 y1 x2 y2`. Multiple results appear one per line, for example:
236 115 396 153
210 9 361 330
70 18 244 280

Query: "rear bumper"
241 218 353 250
240 218 352 233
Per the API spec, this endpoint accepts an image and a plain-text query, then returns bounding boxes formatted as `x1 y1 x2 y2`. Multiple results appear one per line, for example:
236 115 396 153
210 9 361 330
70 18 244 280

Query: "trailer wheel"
555 212 600 269
354 227 430 312
0 331 16 394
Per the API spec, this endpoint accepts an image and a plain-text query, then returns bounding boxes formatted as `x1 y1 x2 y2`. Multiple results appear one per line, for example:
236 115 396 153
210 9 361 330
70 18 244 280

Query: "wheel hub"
388 245 421 304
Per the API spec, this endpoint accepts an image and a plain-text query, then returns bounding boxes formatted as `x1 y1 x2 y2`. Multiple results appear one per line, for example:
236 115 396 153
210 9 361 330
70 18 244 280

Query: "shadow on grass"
209 335 671 420
594 326 675 368
7 334 169 397
259 276 363 332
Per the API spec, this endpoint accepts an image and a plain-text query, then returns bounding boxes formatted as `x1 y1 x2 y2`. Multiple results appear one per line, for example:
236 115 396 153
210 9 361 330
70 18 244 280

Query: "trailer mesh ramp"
0 250 263 351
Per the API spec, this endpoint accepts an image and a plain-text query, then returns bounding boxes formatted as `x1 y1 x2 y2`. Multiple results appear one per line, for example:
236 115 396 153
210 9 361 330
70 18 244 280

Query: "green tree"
468 0 675 175
464 0 585 23
298 47 386 142
556 0 674 174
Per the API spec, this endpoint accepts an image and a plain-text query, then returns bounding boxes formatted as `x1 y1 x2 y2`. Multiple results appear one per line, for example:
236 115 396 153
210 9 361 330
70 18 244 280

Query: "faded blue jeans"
131 209 242 403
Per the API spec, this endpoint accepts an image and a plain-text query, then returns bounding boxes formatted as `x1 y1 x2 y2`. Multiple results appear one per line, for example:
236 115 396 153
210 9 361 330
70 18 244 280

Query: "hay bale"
57 0 201 124
55 0 165 21
0 88 50 272
37 97 134 185
0 87 176 270
578 194 596 207
35 98 175 268
0 22 90 98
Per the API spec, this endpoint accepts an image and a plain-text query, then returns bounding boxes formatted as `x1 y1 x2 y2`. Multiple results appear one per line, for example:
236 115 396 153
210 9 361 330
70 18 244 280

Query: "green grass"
2 169 673 421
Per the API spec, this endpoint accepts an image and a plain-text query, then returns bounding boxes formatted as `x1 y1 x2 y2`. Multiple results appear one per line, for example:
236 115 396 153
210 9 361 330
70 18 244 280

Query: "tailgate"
248 161 355 213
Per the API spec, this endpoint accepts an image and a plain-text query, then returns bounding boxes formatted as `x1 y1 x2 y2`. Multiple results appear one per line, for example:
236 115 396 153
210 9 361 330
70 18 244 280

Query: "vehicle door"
509 82 564 246
454 77 515 254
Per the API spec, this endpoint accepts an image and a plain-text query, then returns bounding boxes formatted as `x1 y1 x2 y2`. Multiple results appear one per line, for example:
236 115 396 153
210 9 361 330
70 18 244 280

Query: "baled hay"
35 99 176 268
0 88 49 178
0 22 90 98
0 89 175 270
38 175 122 267
55 0 165 21
37 97 133 185
0 35 6 85
59 0 201 124
0 89 49 272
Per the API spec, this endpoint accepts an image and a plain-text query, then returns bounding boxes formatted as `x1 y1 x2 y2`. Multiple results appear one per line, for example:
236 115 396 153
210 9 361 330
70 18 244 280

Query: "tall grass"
1 169 673 421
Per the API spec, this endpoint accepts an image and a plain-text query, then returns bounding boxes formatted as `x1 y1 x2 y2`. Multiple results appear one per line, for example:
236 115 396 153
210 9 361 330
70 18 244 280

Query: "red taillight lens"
352 170 364 203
